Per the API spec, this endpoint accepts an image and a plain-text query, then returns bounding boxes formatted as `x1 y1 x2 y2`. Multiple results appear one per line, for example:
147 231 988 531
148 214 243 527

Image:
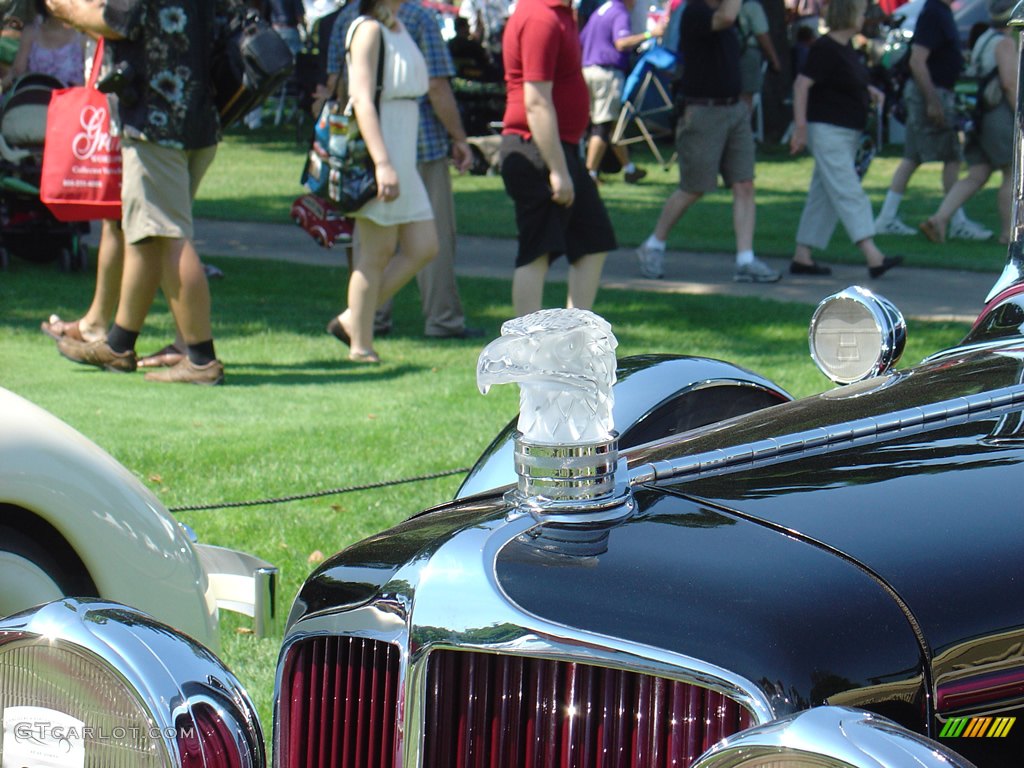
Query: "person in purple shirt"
579 0 665 183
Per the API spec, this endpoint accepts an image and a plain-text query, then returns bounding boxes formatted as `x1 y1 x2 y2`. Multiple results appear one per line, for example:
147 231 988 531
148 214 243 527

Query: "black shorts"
499 134 617 268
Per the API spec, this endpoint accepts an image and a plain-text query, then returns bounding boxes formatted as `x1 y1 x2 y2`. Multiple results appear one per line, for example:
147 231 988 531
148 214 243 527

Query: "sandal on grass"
349 350 380 364
41 315 103 343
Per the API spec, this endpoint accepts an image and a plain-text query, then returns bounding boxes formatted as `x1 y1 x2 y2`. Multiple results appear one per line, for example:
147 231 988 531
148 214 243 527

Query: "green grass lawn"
199 123 1008 275
0 116 993 730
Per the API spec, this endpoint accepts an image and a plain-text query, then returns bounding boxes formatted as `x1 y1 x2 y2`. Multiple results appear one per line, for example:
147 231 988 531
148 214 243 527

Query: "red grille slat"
280 637 400 768
682 681 703 764
307 640 323 767
329 639 343 768
634 674 651 767
315 637 332 768
561 662 580 768
579 665 596 768
649 677 666 768
491 656 511 768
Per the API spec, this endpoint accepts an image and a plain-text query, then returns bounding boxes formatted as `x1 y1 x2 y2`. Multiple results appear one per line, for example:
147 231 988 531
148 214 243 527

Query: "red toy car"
290 194 354 249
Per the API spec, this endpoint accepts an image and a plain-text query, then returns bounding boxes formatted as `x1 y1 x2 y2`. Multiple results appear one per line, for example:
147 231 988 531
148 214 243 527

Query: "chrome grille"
279 639 754 768
279 636 400 768
422 649 754 768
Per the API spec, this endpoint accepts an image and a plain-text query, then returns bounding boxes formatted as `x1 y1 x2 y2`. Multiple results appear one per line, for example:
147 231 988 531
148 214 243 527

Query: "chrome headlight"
0 598 264 767
692 706 974 768
809 287 906 385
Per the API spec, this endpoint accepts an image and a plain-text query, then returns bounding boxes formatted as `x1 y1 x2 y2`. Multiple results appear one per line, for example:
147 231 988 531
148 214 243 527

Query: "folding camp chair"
611 45 679 168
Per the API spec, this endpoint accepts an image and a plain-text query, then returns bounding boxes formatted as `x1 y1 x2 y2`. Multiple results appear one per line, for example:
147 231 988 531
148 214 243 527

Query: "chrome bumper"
195 544 277 637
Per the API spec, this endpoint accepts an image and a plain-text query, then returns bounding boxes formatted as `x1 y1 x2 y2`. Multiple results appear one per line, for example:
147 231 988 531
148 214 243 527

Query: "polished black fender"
456 354 792 499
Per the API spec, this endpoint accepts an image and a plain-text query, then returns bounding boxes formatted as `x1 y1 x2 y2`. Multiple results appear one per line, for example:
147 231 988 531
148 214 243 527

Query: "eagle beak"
476 334 600 396
476 335 523 394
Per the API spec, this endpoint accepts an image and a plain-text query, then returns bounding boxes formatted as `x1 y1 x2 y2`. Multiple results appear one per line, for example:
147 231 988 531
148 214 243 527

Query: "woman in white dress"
327 0 438 363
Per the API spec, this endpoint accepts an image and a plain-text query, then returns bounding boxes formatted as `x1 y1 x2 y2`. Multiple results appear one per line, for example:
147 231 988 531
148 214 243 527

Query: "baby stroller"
0 72 90 272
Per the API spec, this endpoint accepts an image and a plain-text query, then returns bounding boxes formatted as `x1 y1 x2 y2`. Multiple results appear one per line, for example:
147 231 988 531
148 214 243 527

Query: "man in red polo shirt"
499 0 618 317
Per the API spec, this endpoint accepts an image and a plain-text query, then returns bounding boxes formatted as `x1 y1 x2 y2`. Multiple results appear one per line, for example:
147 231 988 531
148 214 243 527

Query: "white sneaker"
875 215 917 236
949 218 993 241
734 257 781 283
636 244 665 279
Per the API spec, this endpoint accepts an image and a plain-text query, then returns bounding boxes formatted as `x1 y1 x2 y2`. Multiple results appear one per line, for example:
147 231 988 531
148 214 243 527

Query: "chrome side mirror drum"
809 287 907 385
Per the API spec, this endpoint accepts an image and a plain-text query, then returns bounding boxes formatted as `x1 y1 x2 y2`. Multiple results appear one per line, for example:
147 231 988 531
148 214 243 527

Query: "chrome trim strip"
277 512 775 768
631 384 1024 486
691 706 976 768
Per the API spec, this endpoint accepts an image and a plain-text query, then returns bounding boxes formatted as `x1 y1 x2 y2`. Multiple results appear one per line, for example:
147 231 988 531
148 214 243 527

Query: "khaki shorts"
120 139 217 245
583 65 625 125
675 100 755 193
903 81 962 164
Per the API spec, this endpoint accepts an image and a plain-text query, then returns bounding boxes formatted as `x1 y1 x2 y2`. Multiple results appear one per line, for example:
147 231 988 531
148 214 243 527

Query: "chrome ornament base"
509 432 634 522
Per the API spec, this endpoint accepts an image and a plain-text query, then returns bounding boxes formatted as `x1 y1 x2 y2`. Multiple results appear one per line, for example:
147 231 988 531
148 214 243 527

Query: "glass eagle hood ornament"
476 308 618 445
477 309 628 512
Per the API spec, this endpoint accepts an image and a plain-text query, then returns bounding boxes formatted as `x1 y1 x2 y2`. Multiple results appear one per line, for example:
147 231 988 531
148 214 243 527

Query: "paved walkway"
92 218 1000 324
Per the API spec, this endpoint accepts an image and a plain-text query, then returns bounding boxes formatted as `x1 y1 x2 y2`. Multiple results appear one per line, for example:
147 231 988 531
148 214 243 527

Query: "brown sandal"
41 315 87 342
326 315 352 347
918 219 945 244
138 344 186 369
349 350 380 364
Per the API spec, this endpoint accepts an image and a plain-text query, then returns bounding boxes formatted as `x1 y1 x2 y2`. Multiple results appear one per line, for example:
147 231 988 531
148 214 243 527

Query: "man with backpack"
919 0 1016 244
737 0 781 108
874 0 992 240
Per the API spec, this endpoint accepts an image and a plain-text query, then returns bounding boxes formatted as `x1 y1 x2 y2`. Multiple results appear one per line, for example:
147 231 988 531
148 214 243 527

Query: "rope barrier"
168 466 472 512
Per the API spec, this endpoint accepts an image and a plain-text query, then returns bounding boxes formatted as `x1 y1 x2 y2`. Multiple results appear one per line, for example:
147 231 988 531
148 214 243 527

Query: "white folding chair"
611 45 679 168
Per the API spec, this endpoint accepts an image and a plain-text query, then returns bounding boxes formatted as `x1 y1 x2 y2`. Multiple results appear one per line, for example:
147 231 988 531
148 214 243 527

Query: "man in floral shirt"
45 0 239 385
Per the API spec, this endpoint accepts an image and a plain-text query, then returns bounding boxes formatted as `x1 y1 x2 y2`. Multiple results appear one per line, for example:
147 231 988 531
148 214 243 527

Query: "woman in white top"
326 0 438 364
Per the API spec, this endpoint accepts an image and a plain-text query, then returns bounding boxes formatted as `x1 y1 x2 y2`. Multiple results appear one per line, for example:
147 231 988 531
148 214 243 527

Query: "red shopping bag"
39 38 122 222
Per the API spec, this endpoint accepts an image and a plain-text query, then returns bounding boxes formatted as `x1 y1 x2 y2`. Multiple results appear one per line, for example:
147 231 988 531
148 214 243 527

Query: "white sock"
951 208 968 226
736 250 755 266
589 169 599 180
624 162 636 174
644 235 666 250
879 190 903 220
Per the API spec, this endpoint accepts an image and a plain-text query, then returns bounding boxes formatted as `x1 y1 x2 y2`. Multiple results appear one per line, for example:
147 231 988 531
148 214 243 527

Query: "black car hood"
645 346 1024 664
495 489 926 719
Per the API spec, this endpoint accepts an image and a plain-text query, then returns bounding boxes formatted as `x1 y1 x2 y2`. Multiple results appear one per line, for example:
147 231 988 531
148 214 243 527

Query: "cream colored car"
0 386 275 649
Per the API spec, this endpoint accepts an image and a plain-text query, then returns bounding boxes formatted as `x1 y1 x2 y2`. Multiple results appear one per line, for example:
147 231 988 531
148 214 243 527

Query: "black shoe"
427 326 486 339
789 260 832 276
869 255 903 279
623 167 647 184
